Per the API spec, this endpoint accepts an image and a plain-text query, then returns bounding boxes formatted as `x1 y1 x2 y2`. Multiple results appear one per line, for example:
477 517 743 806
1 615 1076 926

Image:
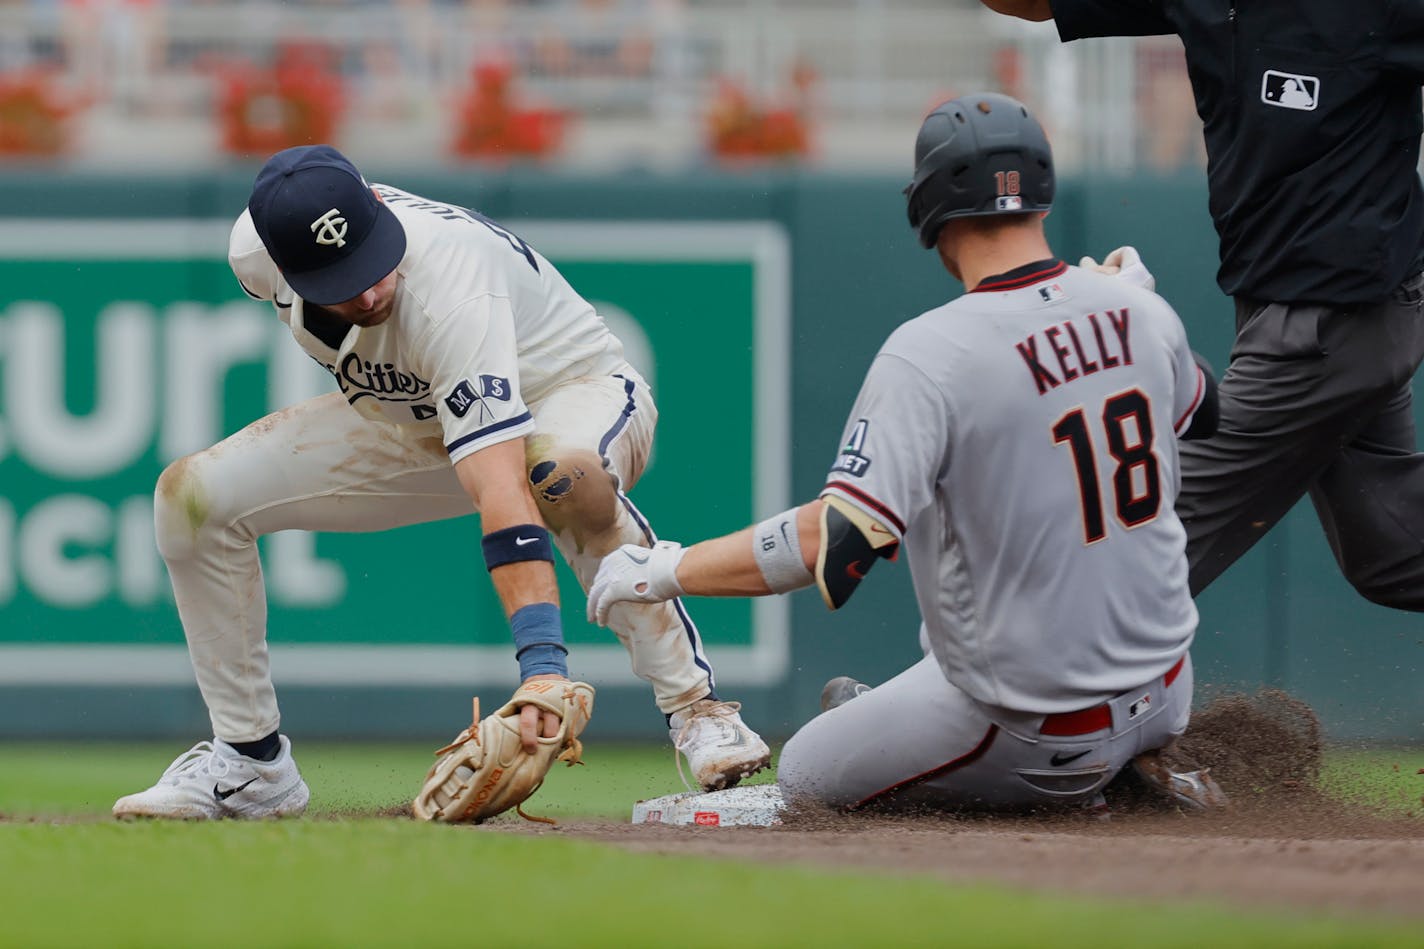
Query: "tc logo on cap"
310 209 349 247
247 144 408 306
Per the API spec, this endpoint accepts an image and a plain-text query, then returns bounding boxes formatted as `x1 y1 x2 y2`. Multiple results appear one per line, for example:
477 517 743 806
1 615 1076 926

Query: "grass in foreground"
0 741 721 820
4 819 1420 949
1319 746 1424 818
2 743 1420 949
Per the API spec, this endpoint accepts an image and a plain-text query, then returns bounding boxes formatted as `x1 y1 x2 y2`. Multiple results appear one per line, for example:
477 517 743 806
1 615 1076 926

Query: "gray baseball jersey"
821 259 1205 714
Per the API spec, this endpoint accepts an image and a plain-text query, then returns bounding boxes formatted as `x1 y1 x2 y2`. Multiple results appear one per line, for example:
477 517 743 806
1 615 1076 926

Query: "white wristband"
752 508 814 593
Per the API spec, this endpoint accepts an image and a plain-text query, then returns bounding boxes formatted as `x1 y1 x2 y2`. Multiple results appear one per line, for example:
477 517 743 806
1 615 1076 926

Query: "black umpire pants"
1178 271 1424 610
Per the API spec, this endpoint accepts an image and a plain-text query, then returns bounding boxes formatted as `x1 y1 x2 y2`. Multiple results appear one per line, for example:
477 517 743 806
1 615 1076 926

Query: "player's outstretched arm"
454 437 568 751
586 502 823 625
679 502 823 596
587 492 902 622
979 0 1055 22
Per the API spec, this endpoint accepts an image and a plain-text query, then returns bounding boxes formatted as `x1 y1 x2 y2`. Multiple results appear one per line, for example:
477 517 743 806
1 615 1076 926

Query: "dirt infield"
511 692 1424 919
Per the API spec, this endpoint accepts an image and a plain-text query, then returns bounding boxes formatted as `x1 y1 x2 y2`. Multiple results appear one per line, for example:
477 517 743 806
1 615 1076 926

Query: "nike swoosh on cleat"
1050 750 1092 767
213 778 259 801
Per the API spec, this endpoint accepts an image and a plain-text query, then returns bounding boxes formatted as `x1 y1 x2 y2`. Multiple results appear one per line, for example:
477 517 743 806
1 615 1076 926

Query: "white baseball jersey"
821 259 1205 714
229 185 635 464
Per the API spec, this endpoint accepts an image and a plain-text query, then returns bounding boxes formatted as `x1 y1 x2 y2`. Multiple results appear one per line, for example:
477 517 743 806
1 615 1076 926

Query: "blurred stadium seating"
0 0 1203 173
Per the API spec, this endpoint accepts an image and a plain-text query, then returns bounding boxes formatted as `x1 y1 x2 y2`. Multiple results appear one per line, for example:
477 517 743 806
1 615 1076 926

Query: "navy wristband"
483 524 555 571
510 602 568 679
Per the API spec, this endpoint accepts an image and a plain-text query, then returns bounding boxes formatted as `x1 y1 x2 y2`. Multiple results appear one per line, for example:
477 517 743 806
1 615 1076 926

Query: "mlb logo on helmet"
247 144 408 306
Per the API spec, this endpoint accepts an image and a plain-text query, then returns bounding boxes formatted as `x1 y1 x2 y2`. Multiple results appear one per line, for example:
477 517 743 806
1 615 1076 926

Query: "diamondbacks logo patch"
1261 70 1319 111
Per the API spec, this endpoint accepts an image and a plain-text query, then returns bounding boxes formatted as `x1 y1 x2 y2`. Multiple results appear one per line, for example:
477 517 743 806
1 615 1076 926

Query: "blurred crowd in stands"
0 0 1203 171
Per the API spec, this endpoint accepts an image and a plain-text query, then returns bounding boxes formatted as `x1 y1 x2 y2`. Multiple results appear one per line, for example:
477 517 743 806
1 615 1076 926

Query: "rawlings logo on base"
693 811 721 826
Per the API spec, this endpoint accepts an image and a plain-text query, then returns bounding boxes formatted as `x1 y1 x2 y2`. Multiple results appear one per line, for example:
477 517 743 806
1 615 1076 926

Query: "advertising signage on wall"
0 220 791 688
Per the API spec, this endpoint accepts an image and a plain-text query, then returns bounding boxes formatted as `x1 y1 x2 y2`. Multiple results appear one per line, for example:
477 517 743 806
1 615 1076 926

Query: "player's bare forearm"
677 501 823 596
454 438 560 618
979 0 1055 21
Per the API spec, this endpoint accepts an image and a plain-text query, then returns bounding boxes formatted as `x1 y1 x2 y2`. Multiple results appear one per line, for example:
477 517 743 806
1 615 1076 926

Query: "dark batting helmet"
905 93 1054 249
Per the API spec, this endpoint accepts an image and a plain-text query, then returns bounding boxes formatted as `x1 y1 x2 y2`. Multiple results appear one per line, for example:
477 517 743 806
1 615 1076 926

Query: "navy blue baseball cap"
247 144 407 306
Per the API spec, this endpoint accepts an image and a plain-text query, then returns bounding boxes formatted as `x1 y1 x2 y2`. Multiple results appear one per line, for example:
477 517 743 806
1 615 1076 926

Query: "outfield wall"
0 169 1419 742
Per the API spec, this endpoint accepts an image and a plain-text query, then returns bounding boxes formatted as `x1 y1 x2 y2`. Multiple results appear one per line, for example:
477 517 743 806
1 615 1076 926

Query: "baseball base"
631 783 784 827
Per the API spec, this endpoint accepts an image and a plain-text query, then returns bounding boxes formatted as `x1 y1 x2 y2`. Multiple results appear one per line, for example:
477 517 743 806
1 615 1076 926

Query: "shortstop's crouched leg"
154 392 474 742
525 375 714 713
527 375 770 789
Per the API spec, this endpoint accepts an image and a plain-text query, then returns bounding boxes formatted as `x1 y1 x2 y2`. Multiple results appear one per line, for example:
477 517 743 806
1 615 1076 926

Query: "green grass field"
2 742 1420 948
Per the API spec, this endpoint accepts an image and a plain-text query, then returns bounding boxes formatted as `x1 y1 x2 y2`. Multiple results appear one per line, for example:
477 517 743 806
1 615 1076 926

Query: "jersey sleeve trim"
1173 365 1206 434
820 480 906 537
445 411 536 460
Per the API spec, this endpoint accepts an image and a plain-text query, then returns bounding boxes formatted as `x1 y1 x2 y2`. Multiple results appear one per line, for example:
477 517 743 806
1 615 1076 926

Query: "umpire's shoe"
112 736 310 820
819 676 872 712
669 699 771 791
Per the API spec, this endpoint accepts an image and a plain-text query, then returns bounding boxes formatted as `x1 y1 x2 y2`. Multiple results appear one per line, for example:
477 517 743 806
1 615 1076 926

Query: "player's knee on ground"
525 441 620 538
773 722 842 808
153 450 232 562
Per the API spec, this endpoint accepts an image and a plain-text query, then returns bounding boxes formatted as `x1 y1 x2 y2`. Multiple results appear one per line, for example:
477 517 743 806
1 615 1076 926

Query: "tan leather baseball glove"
412 679 595 824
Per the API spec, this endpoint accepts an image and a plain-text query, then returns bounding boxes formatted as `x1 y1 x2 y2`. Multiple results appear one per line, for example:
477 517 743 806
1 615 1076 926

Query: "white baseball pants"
154 374 717 742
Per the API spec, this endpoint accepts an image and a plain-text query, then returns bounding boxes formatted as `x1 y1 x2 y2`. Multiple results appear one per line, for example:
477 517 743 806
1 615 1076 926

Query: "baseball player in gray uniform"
589 94 1226 812
112 145 768 820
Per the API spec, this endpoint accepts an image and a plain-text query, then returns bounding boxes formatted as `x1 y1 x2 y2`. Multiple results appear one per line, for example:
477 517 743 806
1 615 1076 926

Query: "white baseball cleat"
1129 750 1229 812
112 736 310 820
669 699 771 792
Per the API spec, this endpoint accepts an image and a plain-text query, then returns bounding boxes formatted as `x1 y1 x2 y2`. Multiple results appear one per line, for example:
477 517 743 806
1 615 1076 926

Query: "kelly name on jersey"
1015 308 1133 396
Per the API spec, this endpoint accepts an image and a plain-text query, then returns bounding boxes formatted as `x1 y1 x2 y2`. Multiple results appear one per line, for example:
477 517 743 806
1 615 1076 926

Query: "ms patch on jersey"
479 374 512 401
830 419 872 477
445 380 479 418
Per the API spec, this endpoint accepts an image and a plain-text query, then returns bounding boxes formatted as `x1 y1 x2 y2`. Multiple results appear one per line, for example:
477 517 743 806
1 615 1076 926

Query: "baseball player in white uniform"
589 94 1227 813
112 145 769 820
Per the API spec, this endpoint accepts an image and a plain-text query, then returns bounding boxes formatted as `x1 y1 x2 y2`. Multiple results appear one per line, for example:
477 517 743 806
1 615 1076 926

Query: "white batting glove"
1080 245 1156 291
587 541 687 627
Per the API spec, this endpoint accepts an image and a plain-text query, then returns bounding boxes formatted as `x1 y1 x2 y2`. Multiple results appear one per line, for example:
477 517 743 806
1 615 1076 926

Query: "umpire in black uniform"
980 0 1424 609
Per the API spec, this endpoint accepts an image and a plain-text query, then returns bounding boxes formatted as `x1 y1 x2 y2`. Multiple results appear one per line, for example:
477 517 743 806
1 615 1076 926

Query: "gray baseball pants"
777 653 1192 812
1179 271 1424 609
